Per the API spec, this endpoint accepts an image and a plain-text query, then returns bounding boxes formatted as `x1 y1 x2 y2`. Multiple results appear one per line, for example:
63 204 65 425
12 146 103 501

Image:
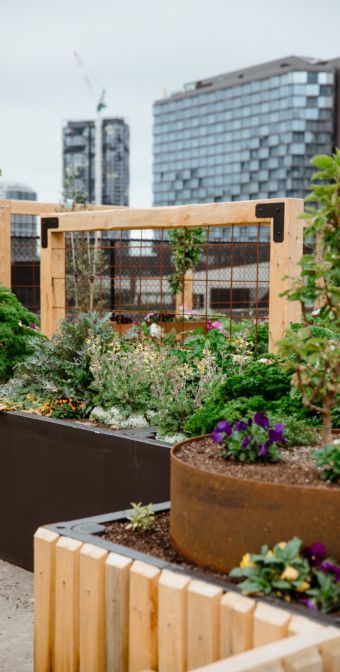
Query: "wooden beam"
187 579 223 670
284 646 323 671
34 527 59 672
79 543 108 672
105 552 133 672
158 569 191 672
0 202 11 287
48 198 303 234
189 629 340 672
55 536 82 672
268 198 304 352
129 560 161 672
220 592 255 658
253 603 291 647
4 199 122 216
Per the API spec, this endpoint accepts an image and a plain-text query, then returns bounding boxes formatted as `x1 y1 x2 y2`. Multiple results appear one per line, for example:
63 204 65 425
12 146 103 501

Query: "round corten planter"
170 435 340 573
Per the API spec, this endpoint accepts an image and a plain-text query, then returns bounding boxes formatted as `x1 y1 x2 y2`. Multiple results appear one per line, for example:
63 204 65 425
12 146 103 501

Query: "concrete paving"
0 559 33 672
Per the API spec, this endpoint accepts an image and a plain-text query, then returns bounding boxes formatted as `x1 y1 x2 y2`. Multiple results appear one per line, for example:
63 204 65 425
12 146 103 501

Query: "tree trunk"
322 404 333 444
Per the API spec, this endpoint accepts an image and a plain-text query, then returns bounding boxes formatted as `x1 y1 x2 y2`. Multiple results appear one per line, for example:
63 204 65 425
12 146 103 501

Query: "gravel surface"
0 560 33 672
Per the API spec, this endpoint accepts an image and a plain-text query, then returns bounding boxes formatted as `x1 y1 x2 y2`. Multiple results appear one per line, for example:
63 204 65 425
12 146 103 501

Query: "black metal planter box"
0 411 170 570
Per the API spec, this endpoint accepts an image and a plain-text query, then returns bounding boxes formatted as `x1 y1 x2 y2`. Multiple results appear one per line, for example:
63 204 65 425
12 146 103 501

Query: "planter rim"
45 502 340 628
171 434 340 494
3 410 169 446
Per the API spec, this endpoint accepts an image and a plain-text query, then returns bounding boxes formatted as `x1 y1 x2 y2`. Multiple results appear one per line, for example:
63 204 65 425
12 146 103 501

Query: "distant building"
0 181 37 261
153 55 340 239
62 118 129 206
0 181 39 310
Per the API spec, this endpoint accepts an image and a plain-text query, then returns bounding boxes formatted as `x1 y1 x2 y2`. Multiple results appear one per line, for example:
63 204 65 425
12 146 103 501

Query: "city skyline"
0 0 339 206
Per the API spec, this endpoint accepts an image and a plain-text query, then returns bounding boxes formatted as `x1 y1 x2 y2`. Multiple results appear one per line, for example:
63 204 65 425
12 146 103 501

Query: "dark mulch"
104 511 230 582
175 437 340 489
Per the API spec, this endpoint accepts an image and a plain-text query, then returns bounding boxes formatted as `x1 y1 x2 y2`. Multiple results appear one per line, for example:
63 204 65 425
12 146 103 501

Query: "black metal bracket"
255 202 285 242
41 217 59 248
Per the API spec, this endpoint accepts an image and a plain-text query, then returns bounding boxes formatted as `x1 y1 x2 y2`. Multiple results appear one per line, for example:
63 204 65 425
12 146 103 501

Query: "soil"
104 511 230 582
175 436 340 490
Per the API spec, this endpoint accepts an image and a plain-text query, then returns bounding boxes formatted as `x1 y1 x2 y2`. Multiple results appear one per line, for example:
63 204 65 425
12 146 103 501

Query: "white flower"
149 323 164 339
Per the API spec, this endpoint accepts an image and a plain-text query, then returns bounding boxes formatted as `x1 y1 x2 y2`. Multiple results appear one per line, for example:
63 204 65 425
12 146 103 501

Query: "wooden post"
158 569 191 672
268 199 304 352
187 579 223 670
253 603 291 648
105 552 133 672
40 231 66 337
34 527 59 672
321 637 340 671
0 201 11 288
79 543 108 672
55 536 82 671
129 560 161 672
220 592 255 658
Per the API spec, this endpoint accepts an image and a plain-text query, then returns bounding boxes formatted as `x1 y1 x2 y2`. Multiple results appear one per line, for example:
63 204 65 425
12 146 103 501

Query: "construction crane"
73 51 107 204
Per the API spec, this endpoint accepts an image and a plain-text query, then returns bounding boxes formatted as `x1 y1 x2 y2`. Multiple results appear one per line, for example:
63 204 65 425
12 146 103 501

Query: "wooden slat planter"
34 506 340 672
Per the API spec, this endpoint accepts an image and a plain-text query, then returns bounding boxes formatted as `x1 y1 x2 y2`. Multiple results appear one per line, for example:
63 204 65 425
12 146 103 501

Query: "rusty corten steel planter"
170 435 340 573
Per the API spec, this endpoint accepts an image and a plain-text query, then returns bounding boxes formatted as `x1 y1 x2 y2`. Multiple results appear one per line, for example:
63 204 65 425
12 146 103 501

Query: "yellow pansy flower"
281 566 299 581
297 581 310 593
240 553 255 569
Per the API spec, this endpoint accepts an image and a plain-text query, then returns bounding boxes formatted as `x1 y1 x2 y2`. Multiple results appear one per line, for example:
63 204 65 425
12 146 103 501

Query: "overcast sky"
0 0 339 206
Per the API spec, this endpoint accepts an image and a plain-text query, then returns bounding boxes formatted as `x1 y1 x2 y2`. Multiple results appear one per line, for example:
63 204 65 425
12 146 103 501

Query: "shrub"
0 285 41 382
230 537 340 613
313 441 340 483
2 312 115 411
211 412 286 463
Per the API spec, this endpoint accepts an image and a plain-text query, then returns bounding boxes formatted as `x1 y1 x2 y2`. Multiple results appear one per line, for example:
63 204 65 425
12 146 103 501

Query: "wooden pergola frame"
0 199 121 287
39 198 304 352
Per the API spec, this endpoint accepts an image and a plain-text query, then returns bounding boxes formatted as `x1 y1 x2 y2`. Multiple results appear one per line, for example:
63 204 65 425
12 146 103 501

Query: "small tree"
278 151 340 443
168 227 206 299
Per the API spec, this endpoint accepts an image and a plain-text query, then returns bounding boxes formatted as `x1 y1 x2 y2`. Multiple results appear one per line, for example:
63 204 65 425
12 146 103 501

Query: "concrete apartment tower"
153 56 340 213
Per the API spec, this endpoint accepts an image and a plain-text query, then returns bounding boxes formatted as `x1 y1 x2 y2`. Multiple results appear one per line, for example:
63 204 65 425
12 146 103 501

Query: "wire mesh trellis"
11 214 40 313
64 224 270 337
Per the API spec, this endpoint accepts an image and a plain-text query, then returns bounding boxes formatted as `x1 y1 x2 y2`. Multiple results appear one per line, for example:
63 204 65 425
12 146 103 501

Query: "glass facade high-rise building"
63 118 129 205
153 56 340 213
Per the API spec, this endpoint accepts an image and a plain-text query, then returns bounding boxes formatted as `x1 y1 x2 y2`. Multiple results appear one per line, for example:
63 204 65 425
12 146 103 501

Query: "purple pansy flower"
299 598 318 611
211 430 224 444
269 427 286 443
254 412 270 429
320 561 340 582
241 435 251 449
216 420 232 436
234 420 248 432
258 444 269 458
302 542 327 566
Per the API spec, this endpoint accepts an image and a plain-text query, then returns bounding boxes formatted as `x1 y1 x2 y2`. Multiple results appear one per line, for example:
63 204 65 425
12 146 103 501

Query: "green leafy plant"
126 502 155 532
211 412 286 463
168 227 206 295
230 538 340 614
0 285 41 382
2 312 115 410
278 151 340 443
42 398 85 419
313 441 340 483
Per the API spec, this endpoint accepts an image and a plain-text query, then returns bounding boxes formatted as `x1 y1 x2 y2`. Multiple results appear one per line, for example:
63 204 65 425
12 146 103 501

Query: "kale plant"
313 440 340 483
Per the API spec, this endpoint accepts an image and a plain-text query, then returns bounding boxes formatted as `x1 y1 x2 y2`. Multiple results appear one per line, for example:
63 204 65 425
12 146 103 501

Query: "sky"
0 0 339 206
